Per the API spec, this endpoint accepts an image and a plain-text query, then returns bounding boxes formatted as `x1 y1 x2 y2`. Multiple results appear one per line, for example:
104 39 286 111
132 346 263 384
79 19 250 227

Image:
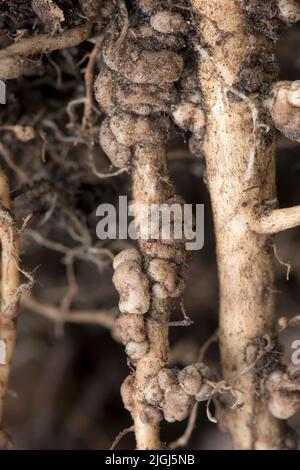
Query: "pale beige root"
192 0 287 450
0 170 20 449
81 37 104 132
131 146 173 449
0 22 93 80
254 206 300 234
0 23 93 60
21 293 117 330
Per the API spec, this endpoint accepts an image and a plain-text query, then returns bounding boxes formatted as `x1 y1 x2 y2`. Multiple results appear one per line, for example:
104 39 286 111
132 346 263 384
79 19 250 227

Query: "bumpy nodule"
95 0 205 169
121 363 214 425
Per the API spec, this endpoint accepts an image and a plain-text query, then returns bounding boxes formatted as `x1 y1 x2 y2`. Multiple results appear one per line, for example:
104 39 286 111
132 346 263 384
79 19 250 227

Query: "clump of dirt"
243 0 281 39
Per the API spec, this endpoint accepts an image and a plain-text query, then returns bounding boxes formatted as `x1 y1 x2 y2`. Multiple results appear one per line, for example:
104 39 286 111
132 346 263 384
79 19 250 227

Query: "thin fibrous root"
254 206 300 234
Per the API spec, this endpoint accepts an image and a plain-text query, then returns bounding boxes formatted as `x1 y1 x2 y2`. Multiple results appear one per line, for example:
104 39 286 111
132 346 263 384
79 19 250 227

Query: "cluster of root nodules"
121 363 214 426
262 364 300 450
113 248 186 361
266 364 300 422
95 0 205 168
